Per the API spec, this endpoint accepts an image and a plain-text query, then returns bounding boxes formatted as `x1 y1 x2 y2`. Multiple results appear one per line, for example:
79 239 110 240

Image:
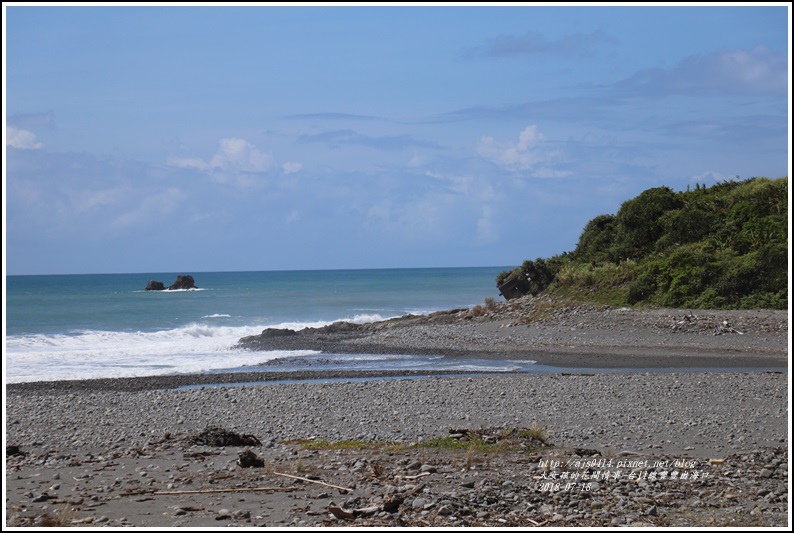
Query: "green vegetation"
286 425 552 453
498 177 788 309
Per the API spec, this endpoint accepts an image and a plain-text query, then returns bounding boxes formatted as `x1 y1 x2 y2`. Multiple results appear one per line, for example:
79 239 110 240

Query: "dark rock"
6 444 25 457
145 280 166 291
238 449 265 468
319 321 362 334
574 448 602 457
169 275 197 290
188 427 261 447
258 328 299 338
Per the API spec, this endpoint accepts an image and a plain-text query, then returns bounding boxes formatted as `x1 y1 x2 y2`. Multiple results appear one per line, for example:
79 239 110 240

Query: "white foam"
4 323 317 383
270 313 394 332
132 287 209 293
4 312 435 384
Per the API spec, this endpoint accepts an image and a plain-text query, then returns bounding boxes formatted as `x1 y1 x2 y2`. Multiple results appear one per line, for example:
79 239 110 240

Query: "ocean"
5 267 530 383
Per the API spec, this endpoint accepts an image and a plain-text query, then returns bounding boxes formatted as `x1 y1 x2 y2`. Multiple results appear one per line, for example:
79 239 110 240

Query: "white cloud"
111 187 185 229
367 201 392 221
282 161 303 175
67 188 124 214
475 205 498 244
210 138 272 173
167 137 274 186
617 46 787 97
408 152 425 167
517 125 544 150
166 157 210 171
425 171 499 202
7 126 43 149
286 210 301 224
477 125 565 177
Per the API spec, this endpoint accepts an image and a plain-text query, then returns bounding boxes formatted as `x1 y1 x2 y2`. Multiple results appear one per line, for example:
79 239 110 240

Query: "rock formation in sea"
145 275 198 291
145 280 166 291
168 275 197 290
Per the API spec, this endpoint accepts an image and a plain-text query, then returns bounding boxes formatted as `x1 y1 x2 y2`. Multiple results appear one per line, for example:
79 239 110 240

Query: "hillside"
497 177 788 310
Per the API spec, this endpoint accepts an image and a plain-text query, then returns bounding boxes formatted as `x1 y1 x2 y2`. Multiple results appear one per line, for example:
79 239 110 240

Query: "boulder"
168 275 197 290
145 280 166 291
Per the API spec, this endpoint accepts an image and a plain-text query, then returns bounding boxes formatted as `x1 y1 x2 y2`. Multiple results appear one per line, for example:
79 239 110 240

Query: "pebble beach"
5 297 790 527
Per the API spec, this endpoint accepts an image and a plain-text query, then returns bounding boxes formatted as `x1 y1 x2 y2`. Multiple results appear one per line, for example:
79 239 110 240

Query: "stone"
437 505 454 516
169 275 197 290
145 280 166 291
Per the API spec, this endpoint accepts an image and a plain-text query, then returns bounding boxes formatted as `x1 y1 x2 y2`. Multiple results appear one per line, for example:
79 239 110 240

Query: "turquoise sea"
5 267 524 383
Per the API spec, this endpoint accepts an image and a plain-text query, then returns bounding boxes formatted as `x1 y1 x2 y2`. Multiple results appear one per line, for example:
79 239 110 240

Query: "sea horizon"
5 264 514 278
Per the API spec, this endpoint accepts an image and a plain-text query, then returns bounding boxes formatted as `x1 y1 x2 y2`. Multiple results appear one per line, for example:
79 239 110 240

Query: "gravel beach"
5 297 790 527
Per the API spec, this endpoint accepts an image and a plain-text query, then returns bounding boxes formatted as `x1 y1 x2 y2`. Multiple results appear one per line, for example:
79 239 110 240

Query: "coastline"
6 297 790 527
235 295 788 369
7 296 788 393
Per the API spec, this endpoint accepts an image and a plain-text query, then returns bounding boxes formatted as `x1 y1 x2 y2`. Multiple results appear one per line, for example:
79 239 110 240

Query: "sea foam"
4 324 315 383
4 312 395 384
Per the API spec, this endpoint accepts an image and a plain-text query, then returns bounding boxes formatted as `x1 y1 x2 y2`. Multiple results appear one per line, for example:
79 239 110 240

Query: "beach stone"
437 504 454 516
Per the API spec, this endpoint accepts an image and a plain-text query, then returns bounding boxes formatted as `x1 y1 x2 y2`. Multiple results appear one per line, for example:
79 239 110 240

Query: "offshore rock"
169 275 197 290
145 280 166 291
145 275 198 291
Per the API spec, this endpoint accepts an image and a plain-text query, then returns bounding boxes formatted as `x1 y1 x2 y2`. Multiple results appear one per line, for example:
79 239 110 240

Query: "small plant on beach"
464 445 476 470
484 296 498 311
31 504 79 527
420 435 492 450
370 461 385 479
468 304 486 317
520 421 550 446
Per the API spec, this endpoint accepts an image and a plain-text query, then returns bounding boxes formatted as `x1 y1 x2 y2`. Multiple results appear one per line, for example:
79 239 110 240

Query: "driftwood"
122 486 297 496
394 472 431 481
327 483 425 520
273 471 353 493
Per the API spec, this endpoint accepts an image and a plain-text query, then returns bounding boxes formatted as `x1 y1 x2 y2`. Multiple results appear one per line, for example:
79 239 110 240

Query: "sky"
3 3 791 275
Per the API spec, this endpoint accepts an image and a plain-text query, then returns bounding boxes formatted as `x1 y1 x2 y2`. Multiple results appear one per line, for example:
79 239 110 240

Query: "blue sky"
3 4 790 275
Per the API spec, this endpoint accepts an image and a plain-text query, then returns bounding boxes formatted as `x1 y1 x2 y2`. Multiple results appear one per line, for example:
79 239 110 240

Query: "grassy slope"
499 177 789 310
